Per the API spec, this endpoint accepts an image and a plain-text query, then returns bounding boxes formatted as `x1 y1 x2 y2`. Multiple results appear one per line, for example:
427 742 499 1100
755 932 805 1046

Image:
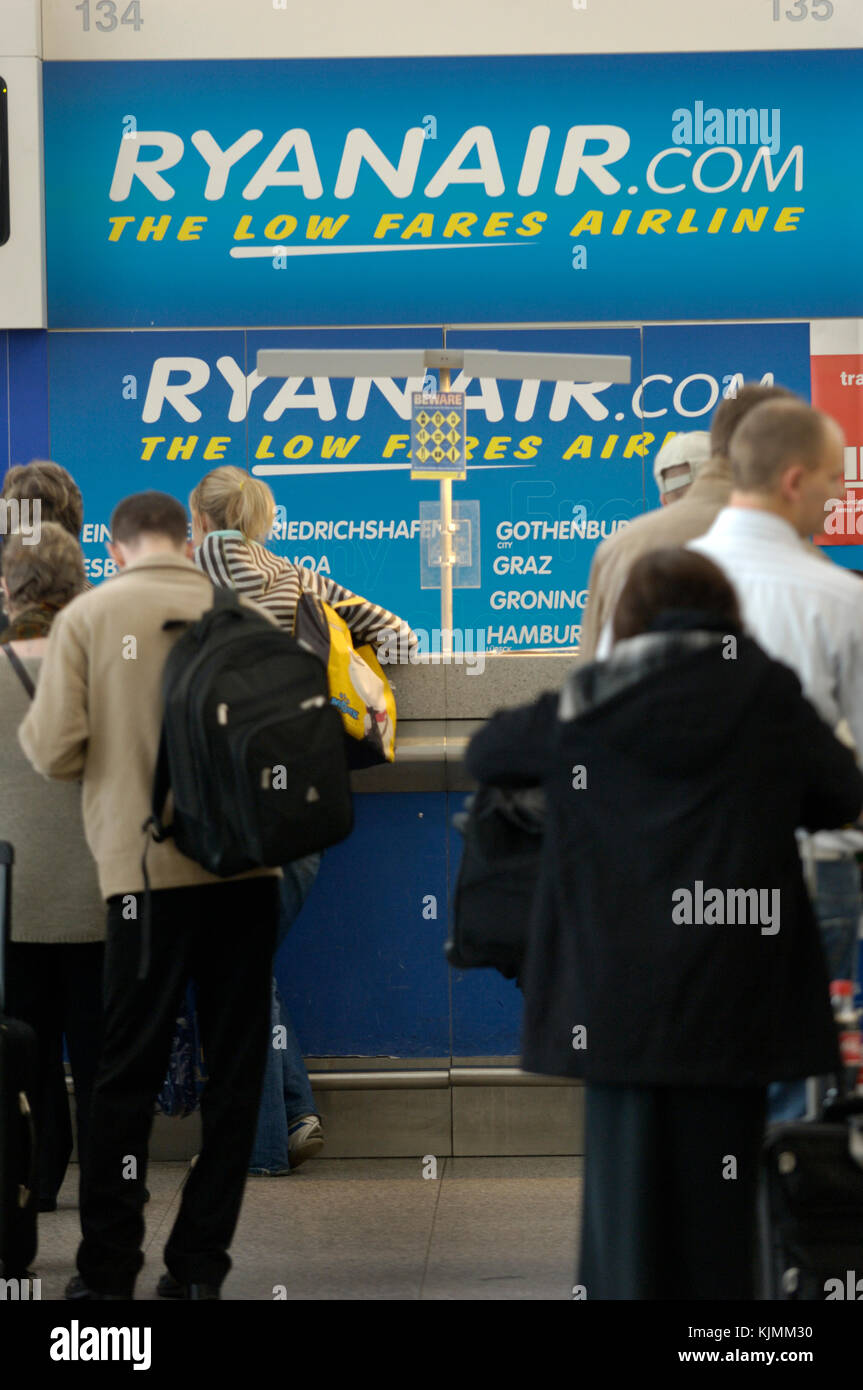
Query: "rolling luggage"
0 841 39 1276
760 1085 863 1300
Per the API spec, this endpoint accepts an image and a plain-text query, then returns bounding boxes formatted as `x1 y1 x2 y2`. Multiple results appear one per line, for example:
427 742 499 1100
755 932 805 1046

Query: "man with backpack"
17 491 342 1300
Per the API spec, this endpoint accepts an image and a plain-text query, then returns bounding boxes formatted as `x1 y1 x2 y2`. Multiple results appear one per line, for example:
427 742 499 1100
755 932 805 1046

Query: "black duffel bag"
445 785 545 981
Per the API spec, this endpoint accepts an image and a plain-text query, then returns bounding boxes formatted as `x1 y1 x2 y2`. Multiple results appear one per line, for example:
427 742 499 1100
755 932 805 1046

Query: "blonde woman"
190 466 416 1174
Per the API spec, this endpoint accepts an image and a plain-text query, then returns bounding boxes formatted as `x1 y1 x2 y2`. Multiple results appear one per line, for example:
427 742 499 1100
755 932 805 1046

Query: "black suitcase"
444 786 545 981
0 841 39 1276
759 1099 863 1300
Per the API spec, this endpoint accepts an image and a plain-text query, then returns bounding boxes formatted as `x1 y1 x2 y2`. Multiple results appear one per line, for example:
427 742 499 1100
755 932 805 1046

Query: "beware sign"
411 391 466 480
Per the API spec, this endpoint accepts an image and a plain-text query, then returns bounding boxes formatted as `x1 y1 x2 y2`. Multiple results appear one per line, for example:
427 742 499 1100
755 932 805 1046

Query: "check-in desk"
151 652 588 1161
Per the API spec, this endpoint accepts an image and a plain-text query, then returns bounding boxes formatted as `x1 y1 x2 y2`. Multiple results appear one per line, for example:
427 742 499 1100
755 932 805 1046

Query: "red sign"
812 352 863 546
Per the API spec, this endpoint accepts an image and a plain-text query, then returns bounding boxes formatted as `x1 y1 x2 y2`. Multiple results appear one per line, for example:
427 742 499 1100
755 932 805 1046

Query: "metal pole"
438 364 454 659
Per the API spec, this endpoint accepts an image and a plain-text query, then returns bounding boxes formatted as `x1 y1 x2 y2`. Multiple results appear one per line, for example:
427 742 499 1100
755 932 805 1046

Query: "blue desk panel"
275 792 451 1057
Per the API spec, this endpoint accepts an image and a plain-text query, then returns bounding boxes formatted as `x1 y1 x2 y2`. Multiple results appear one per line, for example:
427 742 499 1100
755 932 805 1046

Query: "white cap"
652 431 712 495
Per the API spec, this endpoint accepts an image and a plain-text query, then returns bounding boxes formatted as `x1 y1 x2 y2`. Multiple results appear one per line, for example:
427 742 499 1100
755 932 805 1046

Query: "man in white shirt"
587 386 796 660
691 399 863 1121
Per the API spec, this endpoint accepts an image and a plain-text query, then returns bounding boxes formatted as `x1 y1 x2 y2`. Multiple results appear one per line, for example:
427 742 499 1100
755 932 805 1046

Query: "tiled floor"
33 1156 584 1300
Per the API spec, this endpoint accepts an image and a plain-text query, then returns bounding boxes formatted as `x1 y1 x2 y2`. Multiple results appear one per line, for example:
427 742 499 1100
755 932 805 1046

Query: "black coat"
465 628 863 1086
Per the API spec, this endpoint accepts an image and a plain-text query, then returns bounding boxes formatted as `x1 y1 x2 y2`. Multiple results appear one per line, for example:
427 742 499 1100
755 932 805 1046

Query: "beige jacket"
18 551 281 900
578 458 733 659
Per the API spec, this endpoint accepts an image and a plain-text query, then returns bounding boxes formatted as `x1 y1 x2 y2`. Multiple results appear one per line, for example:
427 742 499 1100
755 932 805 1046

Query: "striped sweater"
195 530 417 650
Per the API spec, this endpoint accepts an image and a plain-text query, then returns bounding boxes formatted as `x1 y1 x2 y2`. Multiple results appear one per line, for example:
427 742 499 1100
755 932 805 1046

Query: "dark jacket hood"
560 626 772 776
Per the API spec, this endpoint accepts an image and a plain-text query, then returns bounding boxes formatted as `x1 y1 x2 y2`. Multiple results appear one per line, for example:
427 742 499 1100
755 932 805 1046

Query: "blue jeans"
248 854 322 1173
767 856 861 1124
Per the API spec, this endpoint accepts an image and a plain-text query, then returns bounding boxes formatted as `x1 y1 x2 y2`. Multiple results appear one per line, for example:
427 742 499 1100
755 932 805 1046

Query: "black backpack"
145 586 354 880
445 785 545 982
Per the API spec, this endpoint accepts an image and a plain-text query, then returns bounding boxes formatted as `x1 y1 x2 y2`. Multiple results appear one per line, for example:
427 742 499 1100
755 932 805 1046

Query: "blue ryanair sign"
43 50 862 327
45 322 812 650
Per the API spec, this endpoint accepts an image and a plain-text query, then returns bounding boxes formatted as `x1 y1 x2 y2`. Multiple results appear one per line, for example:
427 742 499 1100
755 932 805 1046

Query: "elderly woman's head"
0 522 86 619
2 460 84 538
612 547 741 644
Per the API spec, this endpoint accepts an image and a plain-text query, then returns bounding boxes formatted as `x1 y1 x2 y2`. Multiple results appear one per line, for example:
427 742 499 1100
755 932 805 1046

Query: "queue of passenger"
1 387 861 1302
465 393 863 1297
582 390 863 1131
1 470 416 1300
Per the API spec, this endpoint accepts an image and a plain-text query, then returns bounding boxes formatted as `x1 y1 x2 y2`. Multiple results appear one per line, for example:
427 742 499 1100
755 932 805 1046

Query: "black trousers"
77 877 279 1295
5 941 105 1204
578 1082 767 1300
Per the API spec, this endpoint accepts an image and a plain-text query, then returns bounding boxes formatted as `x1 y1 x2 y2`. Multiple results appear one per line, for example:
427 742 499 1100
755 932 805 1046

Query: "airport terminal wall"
2 0 863 1158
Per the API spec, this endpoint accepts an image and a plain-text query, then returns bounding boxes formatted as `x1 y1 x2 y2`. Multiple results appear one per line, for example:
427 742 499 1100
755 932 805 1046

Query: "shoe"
65 1274 130 1301
157 1272 184 1299
287 1116 324 1168
156 1272 220 1299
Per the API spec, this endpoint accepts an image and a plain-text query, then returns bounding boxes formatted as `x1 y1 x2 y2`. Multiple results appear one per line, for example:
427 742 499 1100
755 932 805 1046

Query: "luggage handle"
16 1089 37 1210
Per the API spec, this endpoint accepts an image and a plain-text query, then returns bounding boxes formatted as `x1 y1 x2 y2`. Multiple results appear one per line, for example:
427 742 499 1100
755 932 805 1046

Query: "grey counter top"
383 648 580 720
351 650 580 792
